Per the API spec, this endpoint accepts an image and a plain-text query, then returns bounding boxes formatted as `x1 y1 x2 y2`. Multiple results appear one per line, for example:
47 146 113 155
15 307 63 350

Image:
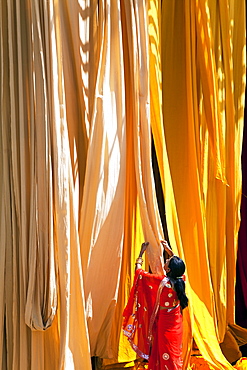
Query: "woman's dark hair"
166 256 188 310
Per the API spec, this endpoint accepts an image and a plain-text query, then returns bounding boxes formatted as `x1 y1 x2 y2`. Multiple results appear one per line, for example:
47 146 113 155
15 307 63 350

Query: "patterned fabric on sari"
123 269 183 370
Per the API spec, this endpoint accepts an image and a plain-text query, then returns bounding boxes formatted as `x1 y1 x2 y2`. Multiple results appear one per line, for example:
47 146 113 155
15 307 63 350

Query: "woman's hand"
139 242 149 257
161 240 174 256
135 242 149 270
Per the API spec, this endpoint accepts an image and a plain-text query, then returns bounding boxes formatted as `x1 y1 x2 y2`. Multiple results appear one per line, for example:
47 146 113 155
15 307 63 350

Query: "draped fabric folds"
0 0 92 368
160 0 246 368
0 1 246 370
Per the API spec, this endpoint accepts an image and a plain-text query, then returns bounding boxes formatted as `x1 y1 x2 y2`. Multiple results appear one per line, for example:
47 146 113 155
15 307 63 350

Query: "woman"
123 240 188 370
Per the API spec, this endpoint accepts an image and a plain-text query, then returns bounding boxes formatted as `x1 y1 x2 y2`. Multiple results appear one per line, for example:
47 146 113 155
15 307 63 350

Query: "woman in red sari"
123 241 188 370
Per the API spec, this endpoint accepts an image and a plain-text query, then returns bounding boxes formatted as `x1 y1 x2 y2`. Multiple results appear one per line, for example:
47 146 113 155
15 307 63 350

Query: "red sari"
123 269 183 370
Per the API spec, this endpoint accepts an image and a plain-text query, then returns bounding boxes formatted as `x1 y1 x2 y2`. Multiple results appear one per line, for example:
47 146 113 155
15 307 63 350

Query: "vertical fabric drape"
148 0 194 366
0 0 92 369
161 0 246 369
79 0 127 358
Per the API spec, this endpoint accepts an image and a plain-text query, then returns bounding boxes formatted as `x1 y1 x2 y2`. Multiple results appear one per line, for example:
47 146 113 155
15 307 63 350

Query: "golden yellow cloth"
160 0 246 369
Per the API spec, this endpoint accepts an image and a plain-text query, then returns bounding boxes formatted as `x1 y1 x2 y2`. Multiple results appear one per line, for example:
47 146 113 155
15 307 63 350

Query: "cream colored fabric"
0 0 91 369
79 0 127 357
119 0 164 274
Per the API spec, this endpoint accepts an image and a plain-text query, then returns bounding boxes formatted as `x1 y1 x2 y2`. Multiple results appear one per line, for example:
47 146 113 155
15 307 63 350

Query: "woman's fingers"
161 240 168 248
142 242 149 247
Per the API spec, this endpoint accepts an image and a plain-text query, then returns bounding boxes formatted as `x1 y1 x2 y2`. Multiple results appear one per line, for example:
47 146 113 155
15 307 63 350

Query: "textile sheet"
0 0 246 369
160 0 246 368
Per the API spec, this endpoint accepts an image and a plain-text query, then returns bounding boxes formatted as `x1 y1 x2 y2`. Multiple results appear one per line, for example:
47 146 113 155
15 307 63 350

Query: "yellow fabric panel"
148 0 186 265
196 6 227 342
148 1 193 366
161 0 246 368
195 0 226 183
198 0 245 342
161 0 215 346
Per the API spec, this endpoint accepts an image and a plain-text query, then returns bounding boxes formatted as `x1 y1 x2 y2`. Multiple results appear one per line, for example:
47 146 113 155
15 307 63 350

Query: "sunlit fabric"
0 0 92 368
161 0 246 369
0 0 246 370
